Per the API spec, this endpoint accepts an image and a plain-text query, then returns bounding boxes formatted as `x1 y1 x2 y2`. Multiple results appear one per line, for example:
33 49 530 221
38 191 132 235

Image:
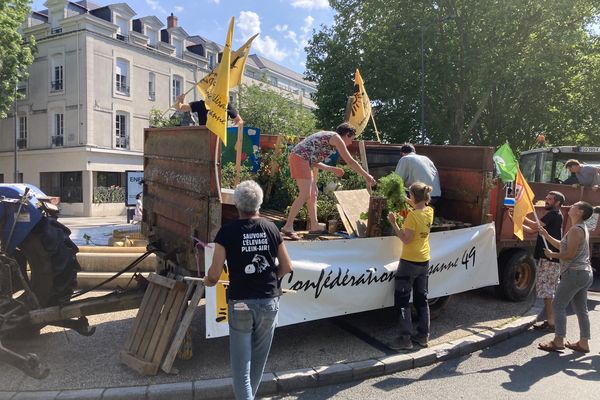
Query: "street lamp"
13 81 18 183
419 15 454 144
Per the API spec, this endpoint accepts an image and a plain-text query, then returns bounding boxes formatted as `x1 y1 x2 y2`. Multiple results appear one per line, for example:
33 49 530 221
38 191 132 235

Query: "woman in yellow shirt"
387 182 434 351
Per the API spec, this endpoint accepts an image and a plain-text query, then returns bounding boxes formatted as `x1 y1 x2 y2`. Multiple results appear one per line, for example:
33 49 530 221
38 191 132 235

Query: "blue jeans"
394 259 430 340
553 268 593 339
228 297 279 400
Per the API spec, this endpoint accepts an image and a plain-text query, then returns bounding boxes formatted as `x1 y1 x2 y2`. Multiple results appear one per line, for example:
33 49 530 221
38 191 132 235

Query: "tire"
17 217 80 308
497 250 536 302
428 295 451 320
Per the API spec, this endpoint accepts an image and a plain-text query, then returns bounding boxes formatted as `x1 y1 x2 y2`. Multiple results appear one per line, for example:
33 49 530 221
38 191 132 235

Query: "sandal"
565 341 590 353
281 229 301 241
533 321 555 333
538 340 565 353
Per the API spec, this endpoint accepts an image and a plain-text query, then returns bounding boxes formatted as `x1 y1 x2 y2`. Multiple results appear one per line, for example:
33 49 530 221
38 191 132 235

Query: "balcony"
116 33 129 42
148 91 156 101
50 80 63 92
17 85 27 96
52 135 64 147
50 27 63 34
17 138 27 149
116 137 129 149
116 82 130 96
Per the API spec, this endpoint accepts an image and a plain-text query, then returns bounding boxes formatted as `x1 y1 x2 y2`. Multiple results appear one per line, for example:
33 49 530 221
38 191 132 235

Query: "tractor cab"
519 146 600 184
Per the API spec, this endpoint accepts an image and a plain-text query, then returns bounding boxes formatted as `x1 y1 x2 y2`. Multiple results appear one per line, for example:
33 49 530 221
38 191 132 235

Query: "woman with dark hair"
538 201 596 353
205 180 293 399
387 182 434 350
280 123 376 239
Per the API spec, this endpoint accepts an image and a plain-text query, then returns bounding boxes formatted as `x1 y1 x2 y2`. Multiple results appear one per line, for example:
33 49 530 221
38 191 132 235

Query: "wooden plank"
124 284 156 351
358 140 371 195
147 273 176 289
161 283 205 374
137 286 170 358
234 124 244 186
150 284 188 367
333 189 370 237
120 350 158 376
143 285 180 361
335 204 355 236
130 285 167 354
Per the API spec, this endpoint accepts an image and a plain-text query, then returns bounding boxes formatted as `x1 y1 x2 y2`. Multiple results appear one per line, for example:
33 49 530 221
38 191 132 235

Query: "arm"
330 135 376 186
276 242 293 278
387 212 415 244
506 209 539 234
543 227 583 260
204 243 226 286
538 226 561 250
175 94 191 112
315 162 344 177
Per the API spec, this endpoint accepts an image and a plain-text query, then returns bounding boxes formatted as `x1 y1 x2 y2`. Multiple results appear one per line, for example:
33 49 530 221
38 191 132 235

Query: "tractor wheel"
17 217 80 308
497 250 536 302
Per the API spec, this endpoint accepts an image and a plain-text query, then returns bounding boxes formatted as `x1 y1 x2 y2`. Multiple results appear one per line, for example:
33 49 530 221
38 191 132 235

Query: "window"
207 52 215 70
52 65 63 91
174 39 183 58
115 17 129 41
172 75 183 102
53 113 64 146
40 171 83 203
17 81 27 97
18 116 27 149
115 113 128 149
148 72 155 101
96 171 123 187
147 28 158 47
115 58 129 95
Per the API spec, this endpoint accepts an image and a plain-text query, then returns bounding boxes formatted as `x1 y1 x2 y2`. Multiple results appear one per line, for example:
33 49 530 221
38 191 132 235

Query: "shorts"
288 153 313 180
535 258 561 299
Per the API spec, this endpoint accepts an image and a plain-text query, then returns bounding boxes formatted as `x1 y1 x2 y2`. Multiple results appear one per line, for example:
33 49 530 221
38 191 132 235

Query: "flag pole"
160 85 197 118
519 166 549 249
370 114 381 142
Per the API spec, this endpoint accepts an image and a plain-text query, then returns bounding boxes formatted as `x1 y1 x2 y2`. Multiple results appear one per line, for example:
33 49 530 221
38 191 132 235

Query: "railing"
17 138 27 149
51 80 63 91
50 27 62 34
116 82 130 95
17 86 27 95
116 137 129 148
116 33 129 42
148 91 156 101
147 43 158 49
52 135 63 147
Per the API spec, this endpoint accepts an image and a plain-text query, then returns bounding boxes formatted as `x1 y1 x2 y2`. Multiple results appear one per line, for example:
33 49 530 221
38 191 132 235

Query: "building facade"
0 0 316 216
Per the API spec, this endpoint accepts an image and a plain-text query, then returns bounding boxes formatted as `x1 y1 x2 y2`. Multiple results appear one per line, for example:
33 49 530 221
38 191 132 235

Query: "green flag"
493 142 517 182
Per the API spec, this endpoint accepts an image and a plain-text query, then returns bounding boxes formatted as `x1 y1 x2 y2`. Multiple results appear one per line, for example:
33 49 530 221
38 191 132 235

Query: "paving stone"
412 348 437 368
194 377 233 400
346 358 385 380
454 336 486 356
0 393 15 400
433 342 460 362
377 353 413 374
101 386 147 400
314 363 353 386
275 368 318 393
13 392 59 400
56 389 104 400
147 382 193 400
256 373 278 397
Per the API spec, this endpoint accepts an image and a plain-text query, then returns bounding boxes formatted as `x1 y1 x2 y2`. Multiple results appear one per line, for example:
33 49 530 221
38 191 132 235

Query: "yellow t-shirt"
401 206 434 262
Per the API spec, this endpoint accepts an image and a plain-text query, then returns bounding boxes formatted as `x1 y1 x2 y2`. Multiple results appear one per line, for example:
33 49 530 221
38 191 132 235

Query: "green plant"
93 186 125 204
149 108 181 128
221 163 255 189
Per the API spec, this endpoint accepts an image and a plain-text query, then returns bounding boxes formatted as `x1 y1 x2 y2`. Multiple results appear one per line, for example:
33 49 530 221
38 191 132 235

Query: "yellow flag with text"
513 167 535 240
197 33 258 101
205 17 233 146
345 69 372 136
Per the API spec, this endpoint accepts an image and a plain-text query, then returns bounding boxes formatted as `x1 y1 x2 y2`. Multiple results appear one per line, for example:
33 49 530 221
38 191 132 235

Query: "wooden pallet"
120 273 204 375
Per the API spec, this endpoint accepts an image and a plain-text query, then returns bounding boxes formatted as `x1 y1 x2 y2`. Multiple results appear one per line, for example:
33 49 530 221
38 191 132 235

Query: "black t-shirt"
534 209 563 260
214 217 283 300
190 100 238 126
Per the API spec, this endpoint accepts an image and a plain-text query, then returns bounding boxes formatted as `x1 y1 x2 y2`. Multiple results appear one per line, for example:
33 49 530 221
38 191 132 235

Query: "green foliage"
0 1 36 118
149 108 181 127
221 163 255 189
93 186 125 204
238 82 318 137
374 172 407 213
306 0 600 150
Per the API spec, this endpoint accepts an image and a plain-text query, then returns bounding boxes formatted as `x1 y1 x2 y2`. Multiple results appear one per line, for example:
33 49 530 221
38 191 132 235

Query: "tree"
0 1 35 119
238 82 317 137
305 0 600 150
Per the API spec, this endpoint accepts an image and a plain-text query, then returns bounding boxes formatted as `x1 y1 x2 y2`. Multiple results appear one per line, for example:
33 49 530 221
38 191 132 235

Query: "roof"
187 35 223 52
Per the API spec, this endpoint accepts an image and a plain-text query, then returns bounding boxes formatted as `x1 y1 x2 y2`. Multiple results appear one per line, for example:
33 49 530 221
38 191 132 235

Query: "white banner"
205 223 498 338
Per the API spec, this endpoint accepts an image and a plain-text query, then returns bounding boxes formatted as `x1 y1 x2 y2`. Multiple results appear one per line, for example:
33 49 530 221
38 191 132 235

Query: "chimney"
167 13 177 29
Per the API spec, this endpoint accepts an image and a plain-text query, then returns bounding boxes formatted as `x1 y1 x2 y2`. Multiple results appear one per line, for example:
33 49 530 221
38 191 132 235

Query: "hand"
507 208 514 219
203 276 215 287
365 174 376 186
233 115 244 126
332 167 345 177
387 212 398 226
538 226 548 238
543 248 556 259
176 94 186 104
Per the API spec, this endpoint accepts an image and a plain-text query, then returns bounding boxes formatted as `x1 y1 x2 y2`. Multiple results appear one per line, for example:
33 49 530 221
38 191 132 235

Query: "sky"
31 0 336 73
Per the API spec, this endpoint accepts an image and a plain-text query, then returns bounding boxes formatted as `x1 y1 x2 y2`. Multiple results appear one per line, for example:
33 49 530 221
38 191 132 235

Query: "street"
269 292 600 400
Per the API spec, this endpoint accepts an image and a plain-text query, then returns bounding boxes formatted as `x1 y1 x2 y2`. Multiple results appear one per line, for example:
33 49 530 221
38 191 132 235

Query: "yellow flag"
206 17 233 146
513 167 535 240
345 69 372 136
197 33 258 100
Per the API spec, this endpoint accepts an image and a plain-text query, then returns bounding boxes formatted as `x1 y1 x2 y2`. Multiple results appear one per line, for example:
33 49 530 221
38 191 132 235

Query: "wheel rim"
514 261 531 290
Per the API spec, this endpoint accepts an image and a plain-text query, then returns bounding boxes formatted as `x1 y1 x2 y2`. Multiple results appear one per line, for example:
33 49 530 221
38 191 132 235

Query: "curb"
0 299 543 400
